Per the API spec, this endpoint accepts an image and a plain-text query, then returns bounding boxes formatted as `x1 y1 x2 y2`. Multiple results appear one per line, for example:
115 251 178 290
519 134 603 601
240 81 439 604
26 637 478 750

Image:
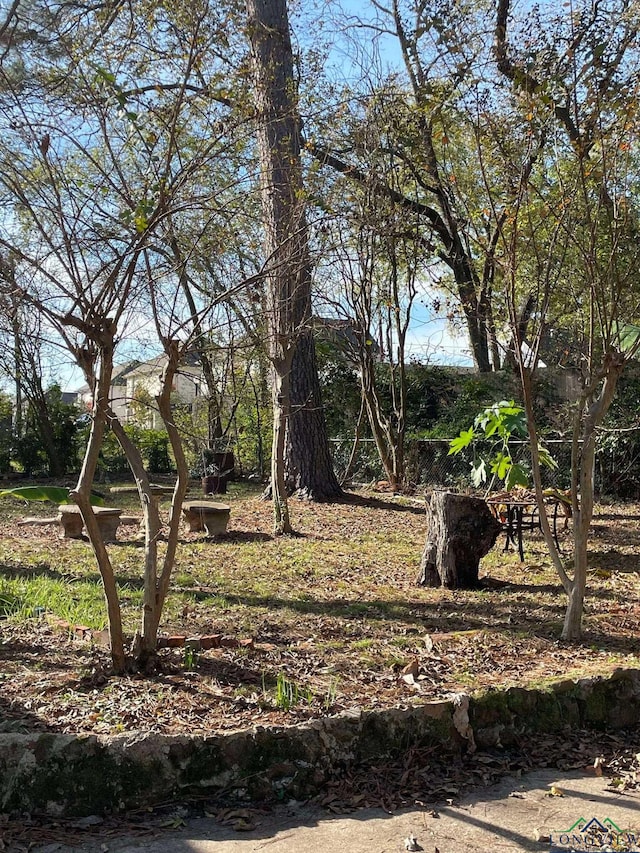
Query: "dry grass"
0 484 639 736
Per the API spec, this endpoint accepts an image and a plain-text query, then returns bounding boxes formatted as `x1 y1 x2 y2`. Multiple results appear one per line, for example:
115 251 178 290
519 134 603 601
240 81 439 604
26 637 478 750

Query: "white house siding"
75 356 205 430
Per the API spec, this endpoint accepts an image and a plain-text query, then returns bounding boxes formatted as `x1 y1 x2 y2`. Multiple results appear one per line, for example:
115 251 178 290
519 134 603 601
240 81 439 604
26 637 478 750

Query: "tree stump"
416 492 502 589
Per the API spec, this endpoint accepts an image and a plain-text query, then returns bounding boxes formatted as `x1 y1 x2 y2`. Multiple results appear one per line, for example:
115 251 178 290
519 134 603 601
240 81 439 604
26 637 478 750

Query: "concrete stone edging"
2 667 639 817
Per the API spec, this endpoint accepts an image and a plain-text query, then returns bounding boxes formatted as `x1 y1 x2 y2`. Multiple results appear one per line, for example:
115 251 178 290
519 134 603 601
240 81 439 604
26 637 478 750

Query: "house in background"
76 355 205 429
76 360 140 421
121 354 205 429
312 315 382 364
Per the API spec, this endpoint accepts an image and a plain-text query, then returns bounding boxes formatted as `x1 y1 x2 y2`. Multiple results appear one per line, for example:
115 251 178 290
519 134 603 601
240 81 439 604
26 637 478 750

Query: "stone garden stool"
57 506 123 543
182 501 231 536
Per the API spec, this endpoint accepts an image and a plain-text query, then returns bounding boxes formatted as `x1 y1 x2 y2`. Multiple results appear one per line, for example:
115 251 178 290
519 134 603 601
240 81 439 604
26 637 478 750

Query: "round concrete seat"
57 506 123 543
182 501 230 536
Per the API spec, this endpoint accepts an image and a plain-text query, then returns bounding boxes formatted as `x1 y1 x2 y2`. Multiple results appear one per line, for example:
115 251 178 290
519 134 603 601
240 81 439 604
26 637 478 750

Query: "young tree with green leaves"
449 399 558 491
492 0 640 639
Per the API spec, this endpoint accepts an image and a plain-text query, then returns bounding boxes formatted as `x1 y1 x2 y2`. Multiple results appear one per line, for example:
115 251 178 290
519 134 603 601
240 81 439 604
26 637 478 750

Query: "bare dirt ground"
1 487 639 738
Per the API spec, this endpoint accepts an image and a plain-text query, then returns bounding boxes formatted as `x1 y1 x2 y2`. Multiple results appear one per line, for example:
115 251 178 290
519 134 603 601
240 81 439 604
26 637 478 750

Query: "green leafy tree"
306 1 534 372
449 400 556 491
12 384 80 476
492 0 640 639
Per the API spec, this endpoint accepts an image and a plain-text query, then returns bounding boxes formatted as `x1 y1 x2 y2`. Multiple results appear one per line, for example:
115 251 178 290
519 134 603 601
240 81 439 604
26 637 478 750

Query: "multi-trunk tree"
324 180 425 491
490 0 640 639
312 0 640 638
306 2 518 372
0 0 253 671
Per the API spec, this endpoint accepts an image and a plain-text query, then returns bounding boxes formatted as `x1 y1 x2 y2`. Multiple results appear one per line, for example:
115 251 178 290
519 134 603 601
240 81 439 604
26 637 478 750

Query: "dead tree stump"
416 492 502 589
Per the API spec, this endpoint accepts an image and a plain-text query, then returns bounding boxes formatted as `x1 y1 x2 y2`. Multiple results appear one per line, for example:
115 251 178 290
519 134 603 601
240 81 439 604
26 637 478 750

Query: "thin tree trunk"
31 395 65 476
107 417 162 664
10 297 22 439
359 345 400 490
521 351 625 641
152 342 190 634
340 393 366 486
70 328 126 673
560 351 624 639
272 361 292 534
110 341 190 667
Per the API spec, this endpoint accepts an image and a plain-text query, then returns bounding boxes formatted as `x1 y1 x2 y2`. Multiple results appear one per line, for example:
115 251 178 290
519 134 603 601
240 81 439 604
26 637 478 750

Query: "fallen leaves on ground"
0 491 639 739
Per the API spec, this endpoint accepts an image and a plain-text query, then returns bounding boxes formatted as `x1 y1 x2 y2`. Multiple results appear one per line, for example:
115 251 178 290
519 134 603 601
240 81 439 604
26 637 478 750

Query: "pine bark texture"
417 492 502 589
246 0 340 505
284 329 342 499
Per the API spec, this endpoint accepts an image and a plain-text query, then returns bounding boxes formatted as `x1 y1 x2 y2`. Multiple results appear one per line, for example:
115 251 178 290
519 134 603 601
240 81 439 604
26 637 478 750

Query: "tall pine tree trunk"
246 0 340 521
285 329 342 499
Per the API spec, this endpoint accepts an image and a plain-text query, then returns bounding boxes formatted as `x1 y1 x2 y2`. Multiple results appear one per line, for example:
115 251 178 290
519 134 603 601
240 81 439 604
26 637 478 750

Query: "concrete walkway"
40 768 640 853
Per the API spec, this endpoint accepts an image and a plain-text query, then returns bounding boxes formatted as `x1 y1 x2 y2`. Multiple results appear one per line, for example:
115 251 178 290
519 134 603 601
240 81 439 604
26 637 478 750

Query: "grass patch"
0 574 107 627
2 488 640 736
352 638 374 650
390 636 416 649
272 672 313 710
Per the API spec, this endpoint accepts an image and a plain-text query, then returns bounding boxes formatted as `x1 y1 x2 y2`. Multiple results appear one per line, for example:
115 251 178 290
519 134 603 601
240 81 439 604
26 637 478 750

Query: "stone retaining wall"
2 668 639 817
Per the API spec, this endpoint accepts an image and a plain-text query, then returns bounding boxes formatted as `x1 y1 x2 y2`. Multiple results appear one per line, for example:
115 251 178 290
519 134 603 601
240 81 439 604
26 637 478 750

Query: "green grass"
0 574 107 627
272 672 313 710
390 636 416 649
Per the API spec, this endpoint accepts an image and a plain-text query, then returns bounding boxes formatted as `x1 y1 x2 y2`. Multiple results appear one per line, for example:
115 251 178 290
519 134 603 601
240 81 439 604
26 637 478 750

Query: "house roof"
112 360 141 383
124 352 202 378
312 315 380 356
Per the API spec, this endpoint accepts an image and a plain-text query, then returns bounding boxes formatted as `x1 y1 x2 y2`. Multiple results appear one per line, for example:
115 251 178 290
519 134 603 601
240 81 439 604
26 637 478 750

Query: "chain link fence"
331 431 640 498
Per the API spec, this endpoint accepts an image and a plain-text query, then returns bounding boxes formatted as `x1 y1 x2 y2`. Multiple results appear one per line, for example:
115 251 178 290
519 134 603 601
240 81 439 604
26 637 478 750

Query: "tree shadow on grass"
106 530 274 546
0 641 275 732
0 559 147 590
588 551 640 572
594 512 640 522
181 582 640 655
480 577 563 594
480 576 624 601
0 560 62 581
217 531 273 543
186 585 566 632
337 492 426 515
